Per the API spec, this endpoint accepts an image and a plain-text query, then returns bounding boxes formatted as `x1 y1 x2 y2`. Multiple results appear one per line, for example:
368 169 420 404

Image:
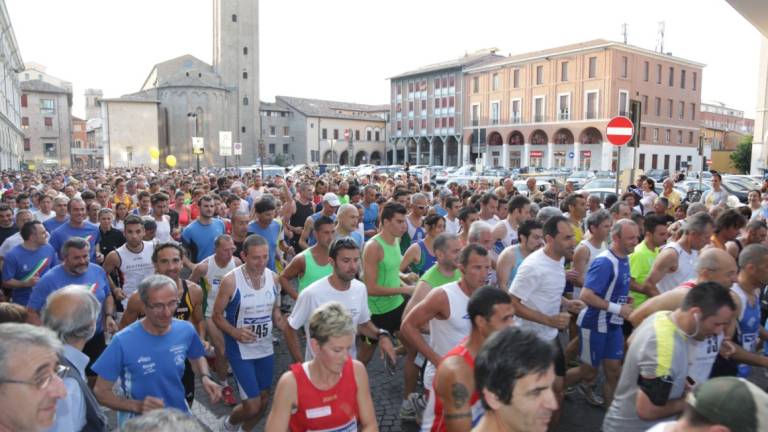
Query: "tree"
730 134 753 174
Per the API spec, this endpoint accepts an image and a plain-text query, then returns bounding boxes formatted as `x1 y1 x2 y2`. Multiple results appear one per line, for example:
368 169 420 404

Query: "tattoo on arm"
444 412 471 420
451 383 470 409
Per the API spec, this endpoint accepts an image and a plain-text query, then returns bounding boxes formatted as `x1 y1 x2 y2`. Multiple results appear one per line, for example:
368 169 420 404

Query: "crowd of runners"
0 166 768 432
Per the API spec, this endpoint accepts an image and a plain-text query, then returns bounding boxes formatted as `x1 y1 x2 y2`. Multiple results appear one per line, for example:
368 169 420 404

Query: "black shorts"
622 320 635 338
368 301 407 341
82 332 107 377
553 338 566 377
182 360 195 406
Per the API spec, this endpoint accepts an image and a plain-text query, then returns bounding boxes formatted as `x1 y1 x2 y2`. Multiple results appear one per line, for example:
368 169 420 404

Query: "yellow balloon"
165 155 177 168
149 148 160 159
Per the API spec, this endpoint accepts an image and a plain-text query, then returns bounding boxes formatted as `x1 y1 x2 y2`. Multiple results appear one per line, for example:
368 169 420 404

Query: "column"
443 141 448 167
428 140 434 166
462 143 470 166
522 143 531 168
502 143 509 169
573 141 580 170
547 142 554 169
415 140 421 164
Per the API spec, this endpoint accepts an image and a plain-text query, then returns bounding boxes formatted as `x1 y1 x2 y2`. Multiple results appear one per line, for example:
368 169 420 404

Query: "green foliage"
730 134 753 174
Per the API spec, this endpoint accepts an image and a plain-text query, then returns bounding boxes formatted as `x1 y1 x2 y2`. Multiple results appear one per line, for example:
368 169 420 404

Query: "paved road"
106 327 607 431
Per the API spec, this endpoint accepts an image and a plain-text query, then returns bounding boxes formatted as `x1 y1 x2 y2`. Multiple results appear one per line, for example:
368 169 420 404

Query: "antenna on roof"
621 23 628 44
655 21 665 53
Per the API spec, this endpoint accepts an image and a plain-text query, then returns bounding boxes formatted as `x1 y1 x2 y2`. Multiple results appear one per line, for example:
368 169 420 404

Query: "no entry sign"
606 116 634 146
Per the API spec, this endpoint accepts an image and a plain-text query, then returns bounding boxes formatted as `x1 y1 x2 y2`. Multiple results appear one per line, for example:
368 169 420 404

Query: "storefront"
530 150 544 168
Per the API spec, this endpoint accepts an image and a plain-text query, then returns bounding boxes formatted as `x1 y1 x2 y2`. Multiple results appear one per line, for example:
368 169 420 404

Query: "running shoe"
408 392 428 425
577 383 605 407
399 398 416 422
221 385 237 406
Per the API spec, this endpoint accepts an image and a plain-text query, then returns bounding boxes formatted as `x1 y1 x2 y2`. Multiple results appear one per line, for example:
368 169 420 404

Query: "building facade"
99 97 161 169
700 101 754 151
259 102 295 165
462 39 703 172
388 50 501 166
276 96 388 166
20 79 72 169
0 0 24 170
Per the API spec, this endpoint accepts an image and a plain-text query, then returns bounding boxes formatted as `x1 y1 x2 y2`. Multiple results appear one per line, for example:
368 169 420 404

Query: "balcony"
534 114 545 123
559 111 570 121
511 115 521 124
471 119 479 127
619 110 629 116
585 111 597 120
490 118 500 125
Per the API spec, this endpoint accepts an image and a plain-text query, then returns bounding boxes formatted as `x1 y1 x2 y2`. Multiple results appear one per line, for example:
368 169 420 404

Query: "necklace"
242 267 264 290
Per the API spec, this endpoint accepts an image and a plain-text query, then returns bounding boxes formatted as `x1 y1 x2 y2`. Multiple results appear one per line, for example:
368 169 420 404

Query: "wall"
103 101 159 168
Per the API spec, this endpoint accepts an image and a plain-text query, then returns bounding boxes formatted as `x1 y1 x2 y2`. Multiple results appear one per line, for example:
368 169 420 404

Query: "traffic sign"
568 151 574 159
606 116 634 146
233 142 242 156
219 131 232 156
192 137 204 155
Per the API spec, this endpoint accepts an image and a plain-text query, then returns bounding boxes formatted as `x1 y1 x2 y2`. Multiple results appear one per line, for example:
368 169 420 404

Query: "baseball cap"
439 188 452 198
322 192 341 207
686 376 768 432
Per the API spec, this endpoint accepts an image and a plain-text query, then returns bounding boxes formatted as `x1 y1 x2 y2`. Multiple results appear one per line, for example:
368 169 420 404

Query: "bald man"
335 203 363 248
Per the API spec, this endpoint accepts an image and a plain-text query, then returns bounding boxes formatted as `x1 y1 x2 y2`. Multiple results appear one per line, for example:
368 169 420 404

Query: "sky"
6 0 763 120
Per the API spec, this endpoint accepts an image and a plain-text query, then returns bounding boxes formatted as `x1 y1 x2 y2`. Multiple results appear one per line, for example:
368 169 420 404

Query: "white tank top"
116 241 155 306
204 255 237 319
581 239 606 269
233 266 278 360
154 215 172 243
424 282 471 390
657 242 698 293
500 219 518 248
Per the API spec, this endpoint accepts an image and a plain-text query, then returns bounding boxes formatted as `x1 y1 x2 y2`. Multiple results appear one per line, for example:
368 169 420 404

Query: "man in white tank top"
643 212 714 294
149 192 172 243
572 210 611 299
102 215 155 310
190 234 240 395
400 244 491 394
491 195 531 252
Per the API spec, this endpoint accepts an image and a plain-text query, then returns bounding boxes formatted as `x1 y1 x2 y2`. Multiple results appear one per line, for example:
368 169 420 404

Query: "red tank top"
289 357 359 432
422 343 484 432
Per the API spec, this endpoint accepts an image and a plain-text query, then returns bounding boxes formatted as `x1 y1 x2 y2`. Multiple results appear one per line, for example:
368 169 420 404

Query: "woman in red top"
266 302 377 431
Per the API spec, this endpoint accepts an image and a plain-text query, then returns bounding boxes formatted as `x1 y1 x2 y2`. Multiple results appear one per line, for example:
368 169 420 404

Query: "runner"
49 198 101 262
247 196 281 272
278 216 334 300
298 192 339 250
102 215 154 310
496 220 544 291
181 194 226 268
401 214 445 276
2 220 57 306
491 195 530 252
334 203 363 247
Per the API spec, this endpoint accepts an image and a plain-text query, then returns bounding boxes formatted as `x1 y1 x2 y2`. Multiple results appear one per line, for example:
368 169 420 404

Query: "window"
241 126 246 133
471 104 480 126
588 57 597 78
668 67 674 87
40 99 54 113
23 138 29 151
375 131 380 141
283 126 289 136
690 103 696 121
641 127 647 141
490 102 500 125
408 101 413 112
534 96 545 122
322 128 327 139
242 71 248 79
268 143 275 154
472 77 479 93
653 128 659 143
621 56 628 78
668 99 673 118
355 130 360 141
585 91 598 119
664 129 671 144
449 76 454 88
692 72 697 91
664 154 670 169
408 120 414 130
492 73 500 91
511 99 521 123
448 117 454 128
536 65 544 85
21 94 27 108
269 126 276 136
639 153 646 169
366 129 372 141
243 97 249 106
677 130 683 144
283 144 289 154
561 62 568 81
243 46 248 55
654 97 661 116
231 14 237 22
558 94 570 120
44 117 53 127
652 154 658 169
656 64 662 84
44 143 55 157
421 99 426 111
680 70 686 89
21 117 28 127
421 119 427 130
675 155 681 170
678 101 685 120
434 78 440 90
333 129 339 140
619 91 629 116
643 61 649 81
513 69 520 88
688 131 694 144
642 95 649 115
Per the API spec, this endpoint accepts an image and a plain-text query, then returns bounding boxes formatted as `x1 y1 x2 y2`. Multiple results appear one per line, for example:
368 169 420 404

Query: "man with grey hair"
122 408 204 432
574 219 639 407
43 196 70 233
0 323 67 432
643 212 715 294
92 274 221 422
0 209 34 260
42 285 107 432
335 203 363 247
535 205 564 225
402 192 428 249
686 202 707 216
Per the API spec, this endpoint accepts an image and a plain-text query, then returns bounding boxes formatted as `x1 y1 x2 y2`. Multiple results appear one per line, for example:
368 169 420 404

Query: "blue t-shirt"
307 211 337 247
362 203 379 237
92 320 205 415
434 205 448 217
43 217 69 234
577 250 631 332
181 219 226 263
247 220 280 271
49 222 101 261
2 243 58 305
28 263 110 333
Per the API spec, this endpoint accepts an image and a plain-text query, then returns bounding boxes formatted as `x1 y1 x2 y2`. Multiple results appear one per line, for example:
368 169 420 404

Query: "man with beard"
27 238 115 384
508 215 585 430
182 195 226 268
230 210 250 260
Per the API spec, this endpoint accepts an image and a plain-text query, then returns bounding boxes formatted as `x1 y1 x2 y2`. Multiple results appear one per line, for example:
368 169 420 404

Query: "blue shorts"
579 327 624 367
229 355 274 399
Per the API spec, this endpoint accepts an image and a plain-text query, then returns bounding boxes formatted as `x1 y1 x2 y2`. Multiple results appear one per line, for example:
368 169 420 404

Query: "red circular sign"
606 116 634 146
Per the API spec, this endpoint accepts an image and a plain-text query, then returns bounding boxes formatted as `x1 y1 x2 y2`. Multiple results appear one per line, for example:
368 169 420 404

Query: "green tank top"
369 235 405 315
420 265 461 289
298 249 333 293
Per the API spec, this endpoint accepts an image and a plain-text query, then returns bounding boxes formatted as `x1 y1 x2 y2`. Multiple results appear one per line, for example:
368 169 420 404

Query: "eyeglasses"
0 364 69 390
146 300 179 312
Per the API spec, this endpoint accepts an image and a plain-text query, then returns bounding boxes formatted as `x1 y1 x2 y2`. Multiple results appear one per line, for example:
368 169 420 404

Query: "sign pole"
605 115 635 196
615 150 621 195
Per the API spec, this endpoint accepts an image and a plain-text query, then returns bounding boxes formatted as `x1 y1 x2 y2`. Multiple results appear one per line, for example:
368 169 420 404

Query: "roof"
20 79 70 95
71 115 85 122
276 96 388 122
99 90 160 104
390 50 504 79
140 54 225 91
259 101 291 112
466 39 705 73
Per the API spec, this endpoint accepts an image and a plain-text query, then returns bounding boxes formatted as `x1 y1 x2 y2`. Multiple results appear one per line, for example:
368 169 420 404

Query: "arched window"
243 97 249 106
242 71 248 79
243 46 248 55
231 14 237 22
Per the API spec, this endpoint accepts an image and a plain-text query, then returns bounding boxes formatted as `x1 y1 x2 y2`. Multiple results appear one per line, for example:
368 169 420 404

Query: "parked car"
566 171 595 190
645 169 670 182
582 178 617 190
584 188 619 204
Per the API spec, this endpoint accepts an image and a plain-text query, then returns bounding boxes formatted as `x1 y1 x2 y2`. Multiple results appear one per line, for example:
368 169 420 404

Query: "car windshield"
584 179 615 189
570 172 590 178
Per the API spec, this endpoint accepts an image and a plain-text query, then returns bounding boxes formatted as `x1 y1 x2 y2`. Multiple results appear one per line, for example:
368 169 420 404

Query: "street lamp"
187 112 199 172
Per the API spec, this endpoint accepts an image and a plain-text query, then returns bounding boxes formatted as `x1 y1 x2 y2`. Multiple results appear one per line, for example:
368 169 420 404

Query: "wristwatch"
377 328 392 341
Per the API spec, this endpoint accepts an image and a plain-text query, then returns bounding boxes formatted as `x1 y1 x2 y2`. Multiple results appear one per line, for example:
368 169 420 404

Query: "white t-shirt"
287 276 371 361
509 248 565 341
444 216 460 235
0 232 23 258
644 421 674 432
33 210 54 222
